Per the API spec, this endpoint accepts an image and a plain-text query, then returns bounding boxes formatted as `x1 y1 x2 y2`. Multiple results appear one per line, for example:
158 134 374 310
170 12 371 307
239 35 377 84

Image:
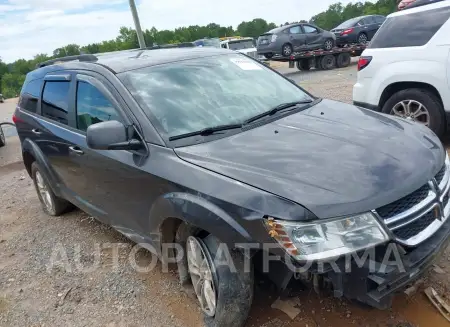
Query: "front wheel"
323 38 334 51
177 224 254 327
281 43 293 57
381 88 445 138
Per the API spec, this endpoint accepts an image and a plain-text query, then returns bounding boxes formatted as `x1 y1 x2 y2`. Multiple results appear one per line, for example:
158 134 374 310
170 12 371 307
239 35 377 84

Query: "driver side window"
76 81 121 132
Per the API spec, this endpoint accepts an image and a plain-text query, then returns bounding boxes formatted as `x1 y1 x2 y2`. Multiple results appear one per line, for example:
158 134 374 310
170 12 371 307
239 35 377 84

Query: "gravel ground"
1 66 449 327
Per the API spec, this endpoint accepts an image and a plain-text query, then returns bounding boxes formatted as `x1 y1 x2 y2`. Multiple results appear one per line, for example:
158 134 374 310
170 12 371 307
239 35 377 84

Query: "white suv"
353 1 450 137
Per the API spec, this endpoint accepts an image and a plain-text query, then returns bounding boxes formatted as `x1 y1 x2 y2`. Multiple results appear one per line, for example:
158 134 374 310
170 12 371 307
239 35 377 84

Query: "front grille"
377 184 430 220
375 161 449 246
435 165 446 185
392 210 437 240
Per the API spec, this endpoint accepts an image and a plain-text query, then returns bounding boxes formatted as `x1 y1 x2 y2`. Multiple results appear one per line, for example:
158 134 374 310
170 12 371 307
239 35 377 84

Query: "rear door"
365 16 379 39
287 25 307 51
34 73 78 199
303 25 323 48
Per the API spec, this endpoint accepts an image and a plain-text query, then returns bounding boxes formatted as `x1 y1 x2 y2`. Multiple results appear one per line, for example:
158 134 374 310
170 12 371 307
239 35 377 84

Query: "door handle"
32 129 42 135
69 146 84 155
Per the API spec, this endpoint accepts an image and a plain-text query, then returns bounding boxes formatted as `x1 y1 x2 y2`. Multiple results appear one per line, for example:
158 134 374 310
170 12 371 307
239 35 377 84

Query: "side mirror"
87 120 142 151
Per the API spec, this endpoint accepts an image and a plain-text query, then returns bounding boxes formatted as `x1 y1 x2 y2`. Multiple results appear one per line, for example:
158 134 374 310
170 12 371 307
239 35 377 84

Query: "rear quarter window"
369 7 450 48
19 78 43 113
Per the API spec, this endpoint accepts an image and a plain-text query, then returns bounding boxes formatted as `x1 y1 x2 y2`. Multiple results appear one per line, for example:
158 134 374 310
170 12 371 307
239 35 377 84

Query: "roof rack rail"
146 42 195 50
36 54 98 68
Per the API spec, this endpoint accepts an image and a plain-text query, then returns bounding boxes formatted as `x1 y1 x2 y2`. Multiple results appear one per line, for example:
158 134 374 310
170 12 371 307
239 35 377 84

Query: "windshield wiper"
244 99 314 125
169 123 242 141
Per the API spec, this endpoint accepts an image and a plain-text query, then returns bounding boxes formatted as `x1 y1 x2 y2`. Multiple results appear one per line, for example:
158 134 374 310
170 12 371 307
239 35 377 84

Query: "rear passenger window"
19 78 43 113
76 81 121 132
370 7 450 48
42 81 71 125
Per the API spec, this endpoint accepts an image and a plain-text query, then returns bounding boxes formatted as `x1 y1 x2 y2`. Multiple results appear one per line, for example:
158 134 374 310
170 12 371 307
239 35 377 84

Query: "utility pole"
128 0 146 49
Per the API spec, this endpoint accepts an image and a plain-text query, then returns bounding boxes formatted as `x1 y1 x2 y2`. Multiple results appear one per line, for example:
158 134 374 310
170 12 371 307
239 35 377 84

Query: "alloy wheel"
35 171 54 212
358 34 368 44
283 45 292 56
324 40 333 50
390 100 430 126
186 236 217 317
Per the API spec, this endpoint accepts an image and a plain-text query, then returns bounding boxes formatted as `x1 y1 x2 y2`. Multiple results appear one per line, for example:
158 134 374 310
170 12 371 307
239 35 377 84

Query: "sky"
0 0 353 63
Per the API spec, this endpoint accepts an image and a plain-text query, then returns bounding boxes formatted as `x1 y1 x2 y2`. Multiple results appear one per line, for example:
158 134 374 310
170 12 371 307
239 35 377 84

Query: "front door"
287 25 306 51
63 73 163 239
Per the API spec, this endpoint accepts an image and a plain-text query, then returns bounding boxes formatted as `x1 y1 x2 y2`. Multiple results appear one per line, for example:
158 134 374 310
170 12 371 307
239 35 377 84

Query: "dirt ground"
1 68 449 327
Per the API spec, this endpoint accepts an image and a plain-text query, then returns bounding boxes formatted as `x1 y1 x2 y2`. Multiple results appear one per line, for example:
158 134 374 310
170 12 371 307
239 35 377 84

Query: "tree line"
0 0 397 99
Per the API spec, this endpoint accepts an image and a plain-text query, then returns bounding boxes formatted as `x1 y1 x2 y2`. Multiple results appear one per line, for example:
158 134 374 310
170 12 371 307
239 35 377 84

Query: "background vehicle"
193 38 221 48
331 15 386 45
268 43 366 71
257 23 336 58
219 36 264 60
0 94 4 103
398 0 443 10
353 0 450 137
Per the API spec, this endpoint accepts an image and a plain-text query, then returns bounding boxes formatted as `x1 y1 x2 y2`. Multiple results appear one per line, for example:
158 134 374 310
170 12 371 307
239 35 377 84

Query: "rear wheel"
31 162 71 216
357 33 368 44
176 224 254 327
0 126 5 148
296 59 311 71
336 52 351 68
320 54 336 70
381 88 445 138
281 43 293 57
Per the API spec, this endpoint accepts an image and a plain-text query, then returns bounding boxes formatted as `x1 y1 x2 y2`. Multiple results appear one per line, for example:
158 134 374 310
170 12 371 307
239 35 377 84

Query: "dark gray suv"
14 48 450 327
257 23 336 58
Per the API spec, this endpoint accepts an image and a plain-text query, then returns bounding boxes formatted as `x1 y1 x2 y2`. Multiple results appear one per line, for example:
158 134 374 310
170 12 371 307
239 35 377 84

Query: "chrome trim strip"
384 182 436 226
389 203 438 231
396 212 448 247
438 155 450 191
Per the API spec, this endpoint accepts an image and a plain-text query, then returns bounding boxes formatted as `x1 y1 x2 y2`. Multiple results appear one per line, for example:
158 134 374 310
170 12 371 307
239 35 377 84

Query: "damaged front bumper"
328 215 450 309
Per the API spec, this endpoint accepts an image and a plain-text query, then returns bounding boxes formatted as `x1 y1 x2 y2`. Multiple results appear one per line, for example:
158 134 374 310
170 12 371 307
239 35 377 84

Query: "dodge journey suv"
15 48 450 327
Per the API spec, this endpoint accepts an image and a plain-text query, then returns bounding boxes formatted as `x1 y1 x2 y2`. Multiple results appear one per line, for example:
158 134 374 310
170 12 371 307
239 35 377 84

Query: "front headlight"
271 34 278 43
265 212 389 261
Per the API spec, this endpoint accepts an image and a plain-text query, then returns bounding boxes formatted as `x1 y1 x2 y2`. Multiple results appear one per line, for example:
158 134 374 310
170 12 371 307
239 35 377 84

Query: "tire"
320 54 336 70
0 126 5 148
381 88 445 138
263 53 274 59
336 52 351 68
357 33 368 44
323 38 334 51
176 224 254 327
31 162 70 216
296 59 310 71
281 43 293 57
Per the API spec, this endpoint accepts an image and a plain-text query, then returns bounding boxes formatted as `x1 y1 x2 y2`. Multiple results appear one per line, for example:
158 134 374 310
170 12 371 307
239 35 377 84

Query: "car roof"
390 0 449 16
30 47 232 76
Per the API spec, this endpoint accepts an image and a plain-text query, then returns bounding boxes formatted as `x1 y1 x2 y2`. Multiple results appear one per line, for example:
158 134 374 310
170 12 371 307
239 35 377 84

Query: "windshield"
335 17 360 29
119 54 312 140
228 40 255 50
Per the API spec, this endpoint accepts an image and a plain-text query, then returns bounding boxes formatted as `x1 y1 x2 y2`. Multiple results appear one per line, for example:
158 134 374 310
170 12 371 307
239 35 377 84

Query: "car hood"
175 100 445 219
